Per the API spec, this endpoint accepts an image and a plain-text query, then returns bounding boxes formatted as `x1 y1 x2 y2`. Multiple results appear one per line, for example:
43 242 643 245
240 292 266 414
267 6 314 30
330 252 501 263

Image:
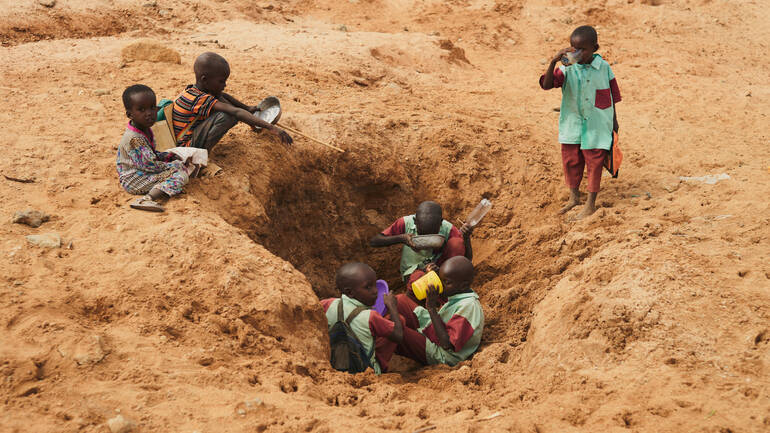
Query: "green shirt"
557 54 619 151
413 291 484 366
324 295 382 374
399 215 452 279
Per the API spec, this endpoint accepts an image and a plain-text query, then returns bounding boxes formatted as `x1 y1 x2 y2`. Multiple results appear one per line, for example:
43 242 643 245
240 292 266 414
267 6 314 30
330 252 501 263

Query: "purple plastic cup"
373 280 389 315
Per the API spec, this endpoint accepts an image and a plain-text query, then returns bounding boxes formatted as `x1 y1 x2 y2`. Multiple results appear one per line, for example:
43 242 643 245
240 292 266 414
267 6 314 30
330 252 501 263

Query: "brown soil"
1 0 769 432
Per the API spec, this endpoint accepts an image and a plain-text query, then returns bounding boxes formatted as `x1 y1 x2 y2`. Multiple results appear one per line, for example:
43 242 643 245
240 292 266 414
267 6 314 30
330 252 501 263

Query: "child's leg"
390 294 421 330
406 270 426 293
394 326 429 365
575 149 607 219
147 187 169 202
560 144 584 214
373 313 407 372
192 112 238 152
153 165 190 197
437 237 465 265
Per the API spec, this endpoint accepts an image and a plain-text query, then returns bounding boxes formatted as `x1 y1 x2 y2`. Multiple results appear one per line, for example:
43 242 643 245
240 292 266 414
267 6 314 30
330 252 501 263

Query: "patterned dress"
116 123 189 196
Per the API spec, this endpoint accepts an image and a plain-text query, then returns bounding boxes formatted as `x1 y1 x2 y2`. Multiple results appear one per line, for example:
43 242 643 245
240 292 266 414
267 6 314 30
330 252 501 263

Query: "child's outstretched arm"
369 232 416 249
211 100 293 145
382 294 403 343
220 93 258 113
425 286 453 351
541 48 572 90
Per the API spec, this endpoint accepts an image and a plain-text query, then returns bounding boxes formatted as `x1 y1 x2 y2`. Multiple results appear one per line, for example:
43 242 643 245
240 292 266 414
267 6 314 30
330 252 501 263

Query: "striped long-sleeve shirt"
172 85 218 146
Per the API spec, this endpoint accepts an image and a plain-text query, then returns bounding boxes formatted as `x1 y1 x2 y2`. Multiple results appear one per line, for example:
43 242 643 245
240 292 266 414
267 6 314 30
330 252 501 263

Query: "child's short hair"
122 84 155 110
571 25 598 45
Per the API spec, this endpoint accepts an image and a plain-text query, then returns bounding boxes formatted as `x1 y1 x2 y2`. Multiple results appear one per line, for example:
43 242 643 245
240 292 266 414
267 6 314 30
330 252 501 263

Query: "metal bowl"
252 96 282 130
411 234 446 250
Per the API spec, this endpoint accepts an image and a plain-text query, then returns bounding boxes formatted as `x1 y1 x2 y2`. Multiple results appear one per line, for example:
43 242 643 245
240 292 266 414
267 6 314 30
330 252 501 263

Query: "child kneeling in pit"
389 256 484 366
321 263 403 374
117 84 195 212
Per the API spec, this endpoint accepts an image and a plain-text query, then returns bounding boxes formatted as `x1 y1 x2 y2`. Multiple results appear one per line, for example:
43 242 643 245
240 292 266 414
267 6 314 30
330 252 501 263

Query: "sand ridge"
1 0 769 432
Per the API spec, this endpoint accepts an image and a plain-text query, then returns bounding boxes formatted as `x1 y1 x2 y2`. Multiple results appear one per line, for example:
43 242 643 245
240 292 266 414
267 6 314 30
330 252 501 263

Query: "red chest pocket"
595 88 612 109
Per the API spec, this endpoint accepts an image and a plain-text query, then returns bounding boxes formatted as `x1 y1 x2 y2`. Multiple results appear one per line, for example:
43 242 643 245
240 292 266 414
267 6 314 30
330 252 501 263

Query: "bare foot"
572 203 598 221
559 198 580 214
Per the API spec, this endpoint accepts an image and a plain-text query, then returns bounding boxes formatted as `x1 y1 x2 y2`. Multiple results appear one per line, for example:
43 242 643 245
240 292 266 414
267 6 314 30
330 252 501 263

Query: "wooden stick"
276 122 345 153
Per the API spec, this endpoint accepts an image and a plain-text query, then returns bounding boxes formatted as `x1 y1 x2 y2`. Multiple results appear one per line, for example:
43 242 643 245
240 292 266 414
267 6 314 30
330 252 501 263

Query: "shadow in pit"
248 157 429 299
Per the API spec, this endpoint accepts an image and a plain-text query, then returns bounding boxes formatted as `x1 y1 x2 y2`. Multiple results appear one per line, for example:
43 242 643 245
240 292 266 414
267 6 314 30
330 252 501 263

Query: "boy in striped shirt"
172 52 293 151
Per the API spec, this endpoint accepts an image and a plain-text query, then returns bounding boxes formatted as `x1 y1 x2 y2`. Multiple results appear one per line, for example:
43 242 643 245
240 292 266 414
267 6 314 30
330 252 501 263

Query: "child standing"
117 84 192 212
540 25 621 219
172 52 293 151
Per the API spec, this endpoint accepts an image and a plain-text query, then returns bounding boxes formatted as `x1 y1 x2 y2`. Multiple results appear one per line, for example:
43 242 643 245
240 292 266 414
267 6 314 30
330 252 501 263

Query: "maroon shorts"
561 144 607 193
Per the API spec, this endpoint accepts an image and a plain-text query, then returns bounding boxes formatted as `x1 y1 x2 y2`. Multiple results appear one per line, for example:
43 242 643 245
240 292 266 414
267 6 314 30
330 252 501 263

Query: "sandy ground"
1 0 769 432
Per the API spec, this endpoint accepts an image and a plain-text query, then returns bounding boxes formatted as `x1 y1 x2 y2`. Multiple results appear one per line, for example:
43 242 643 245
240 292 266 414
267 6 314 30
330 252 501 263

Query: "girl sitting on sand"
116 84 194 212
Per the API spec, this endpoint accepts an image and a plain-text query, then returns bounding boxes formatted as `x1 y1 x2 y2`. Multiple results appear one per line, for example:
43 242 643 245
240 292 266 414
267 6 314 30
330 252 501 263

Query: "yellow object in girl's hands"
411 271 443 301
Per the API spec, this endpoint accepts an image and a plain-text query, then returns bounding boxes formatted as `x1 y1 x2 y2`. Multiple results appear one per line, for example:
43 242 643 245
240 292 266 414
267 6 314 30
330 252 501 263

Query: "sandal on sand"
130 195 164 212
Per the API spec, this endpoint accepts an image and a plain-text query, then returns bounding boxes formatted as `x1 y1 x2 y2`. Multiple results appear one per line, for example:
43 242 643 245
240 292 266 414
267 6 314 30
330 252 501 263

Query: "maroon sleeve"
610 78 621 103
539 67 565 89
381 217 406 236
445 315 475 352
448 225 463 240
368 311 395 338
320 298 334 313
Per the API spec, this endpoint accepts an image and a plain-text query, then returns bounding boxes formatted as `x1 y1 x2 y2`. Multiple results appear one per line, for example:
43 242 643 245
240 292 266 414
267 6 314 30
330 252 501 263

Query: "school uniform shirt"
413 291 484 366
381 216 464 278
540 53 621 151
321 295 395 374
172 85 218 146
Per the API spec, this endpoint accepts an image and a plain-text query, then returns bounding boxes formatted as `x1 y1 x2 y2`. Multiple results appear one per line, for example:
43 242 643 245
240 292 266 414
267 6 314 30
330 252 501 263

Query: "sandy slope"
1 0 769 432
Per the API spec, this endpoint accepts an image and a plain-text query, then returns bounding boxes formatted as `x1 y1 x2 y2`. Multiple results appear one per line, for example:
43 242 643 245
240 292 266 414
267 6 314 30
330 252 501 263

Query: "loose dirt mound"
1 0 769 432
121 40 181 64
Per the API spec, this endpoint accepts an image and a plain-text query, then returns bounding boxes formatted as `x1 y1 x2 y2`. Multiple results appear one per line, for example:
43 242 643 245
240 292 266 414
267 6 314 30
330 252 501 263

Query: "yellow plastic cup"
411 271 443 301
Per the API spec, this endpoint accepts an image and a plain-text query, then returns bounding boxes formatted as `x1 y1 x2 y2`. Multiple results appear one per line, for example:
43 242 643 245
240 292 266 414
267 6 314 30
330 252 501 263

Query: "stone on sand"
26 233 61 248
13 210 50 228
107 414 135 433
121 40 181 64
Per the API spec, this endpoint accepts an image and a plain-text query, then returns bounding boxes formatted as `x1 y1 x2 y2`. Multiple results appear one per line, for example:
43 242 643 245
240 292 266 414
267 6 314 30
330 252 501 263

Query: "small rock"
143 0 157 6
338 25 348 32
73 335 109 366
93 88 110 96
26 233 61 248
38 0 56 7
198 356 214 366
158 9 169 17
13 210 50 228
107 414 134 433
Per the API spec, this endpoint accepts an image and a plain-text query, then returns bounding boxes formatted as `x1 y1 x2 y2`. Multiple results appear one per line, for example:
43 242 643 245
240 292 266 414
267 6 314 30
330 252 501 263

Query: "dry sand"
1 0 769 432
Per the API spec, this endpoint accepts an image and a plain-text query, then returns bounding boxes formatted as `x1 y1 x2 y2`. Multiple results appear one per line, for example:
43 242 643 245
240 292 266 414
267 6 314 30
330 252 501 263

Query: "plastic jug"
411 271 443 301
466 198 492 228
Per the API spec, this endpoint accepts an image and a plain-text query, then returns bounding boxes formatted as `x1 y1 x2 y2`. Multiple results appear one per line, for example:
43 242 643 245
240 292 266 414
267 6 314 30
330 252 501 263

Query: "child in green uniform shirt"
389 256 484 366
540 25 622 220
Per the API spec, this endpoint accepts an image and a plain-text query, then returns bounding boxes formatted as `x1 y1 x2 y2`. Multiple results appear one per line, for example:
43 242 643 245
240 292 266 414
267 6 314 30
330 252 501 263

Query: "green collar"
446 291 479 304
341 294 367 308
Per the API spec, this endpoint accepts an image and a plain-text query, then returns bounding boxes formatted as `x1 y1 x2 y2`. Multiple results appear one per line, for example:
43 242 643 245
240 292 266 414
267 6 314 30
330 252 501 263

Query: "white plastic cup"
561 49 583 66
